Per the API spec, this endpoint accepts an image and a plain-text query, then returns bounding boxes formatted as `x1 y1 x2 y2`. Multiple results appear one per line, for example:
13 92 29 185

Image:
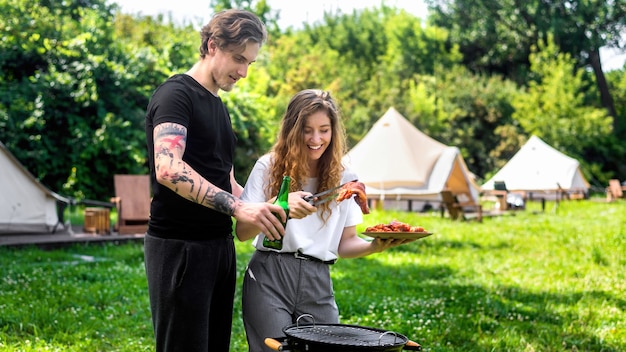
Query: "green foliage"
426 0 537 83
514 37 612 150
425 0 626 83
511 36 615 184
0 0 148 200
425 0 626 181
605 68 626 138
221 65 278 184
381 10 462 79
269 6 462 145
210 0 282 37
601 69 626 179
1 200 625 351
408 65 522 181
2 0 626 202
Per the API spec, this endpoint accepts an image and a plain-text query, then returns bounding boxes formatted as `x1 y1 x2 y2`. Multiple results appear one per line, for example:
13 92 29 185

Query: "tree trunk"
588 47 617 131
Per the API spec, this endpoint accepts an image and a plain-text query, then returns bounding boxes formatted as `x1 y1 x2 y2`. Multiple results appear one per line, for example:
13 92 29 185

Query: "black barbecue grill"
286 324 408 347
265 317 422 352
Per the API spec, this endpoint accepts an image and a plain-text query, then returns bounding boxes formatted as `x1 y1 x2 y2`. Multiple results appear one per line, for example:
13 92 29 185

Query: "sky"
108 0 625 71
108 0 429 28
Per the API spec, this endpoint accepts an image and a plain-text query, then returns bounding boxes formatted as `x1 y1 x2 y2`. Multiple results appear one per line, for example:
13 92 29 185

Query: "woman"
235 89 409 351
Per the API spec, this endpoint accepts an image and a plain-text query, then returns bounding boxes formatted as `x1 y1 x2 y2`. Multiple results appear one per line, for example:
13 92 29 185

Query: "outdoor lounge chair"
483 181 527 210
606 179 626 202
111 174 151 235
440 190 483 222
491 181 509 210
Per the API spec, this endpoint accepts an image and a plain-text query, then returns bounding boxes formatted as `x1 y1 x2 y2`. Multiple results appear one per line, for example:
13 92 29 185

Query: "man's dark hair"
199 9 268 59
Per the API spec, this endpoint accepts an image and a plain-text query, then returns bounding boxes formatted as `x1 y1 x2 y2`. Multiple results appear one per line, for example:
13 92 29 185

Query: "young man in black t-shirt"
143 9 290 352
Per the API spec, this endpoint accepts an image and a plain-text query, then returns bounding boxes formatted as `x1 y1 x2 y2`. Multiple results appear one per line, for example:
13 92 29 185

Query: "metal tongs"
303 179 357 206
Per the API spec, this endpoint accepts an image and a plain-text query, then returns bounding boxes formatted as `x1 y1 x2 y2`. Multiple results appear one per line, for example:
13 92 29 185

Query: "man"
143 9 286 351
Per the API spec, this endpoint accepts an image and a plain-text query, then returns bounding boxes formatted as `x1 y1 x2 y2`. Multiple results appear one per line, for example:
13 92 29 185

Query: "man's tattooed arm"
153 122 242 215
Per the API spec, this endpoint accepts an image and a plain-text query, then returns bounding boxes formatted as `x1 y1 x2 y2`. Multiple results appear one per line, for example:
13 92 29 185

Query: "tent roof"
482 135 590 192
0 141 68 203
343 107 448 188
343 107 480 201
0 141 69 234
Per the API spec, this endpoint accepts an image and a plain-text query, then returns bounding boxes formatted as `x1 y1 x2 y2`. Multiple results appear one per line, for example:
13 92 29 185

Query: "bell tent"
0 141 71 234
343 107 481 209
481 135 589 199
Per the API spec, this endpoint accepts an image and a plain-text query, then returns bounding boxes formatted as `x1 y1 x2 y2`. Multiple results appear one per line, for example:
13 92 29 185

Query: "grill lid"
283 323 408 347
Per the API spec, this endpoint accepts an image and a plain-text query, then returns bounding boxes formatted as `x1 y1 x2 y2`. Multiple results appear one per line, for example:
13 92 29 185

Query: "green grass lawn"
1 199 624 351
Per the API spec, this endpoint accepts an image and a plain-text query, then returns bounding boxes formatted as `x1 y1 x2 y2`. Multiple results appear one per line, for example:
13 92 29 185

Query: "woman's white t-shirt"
240 154 363 262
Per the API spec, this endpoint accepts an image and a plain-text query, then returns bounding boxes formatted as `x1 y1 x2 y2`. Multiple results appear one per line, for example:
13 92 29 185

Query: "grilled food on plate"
365 220 428 233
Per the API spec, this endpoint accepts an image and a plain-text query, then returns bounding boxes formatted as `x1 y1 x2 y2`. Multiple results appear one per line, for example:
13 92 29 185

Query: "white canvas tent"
343 107 481 209
0 141 71 234
482 135 589 199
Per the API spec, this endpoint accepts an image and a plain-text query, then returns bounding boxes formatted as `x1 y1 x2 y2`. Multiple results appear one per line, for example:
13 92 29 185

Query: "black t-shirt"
145 74 235 239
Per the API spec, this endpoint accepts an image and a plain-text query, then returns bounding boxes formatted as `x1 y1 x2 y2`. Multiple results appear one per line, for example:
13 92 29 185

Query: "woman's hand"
338 226 415 258
370 237 415 253
287 191 317 219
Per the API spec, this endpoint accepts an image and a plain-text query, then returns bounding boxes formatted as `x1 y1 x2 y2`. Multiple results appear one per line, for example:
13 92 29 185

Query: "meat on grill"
336 181 370 214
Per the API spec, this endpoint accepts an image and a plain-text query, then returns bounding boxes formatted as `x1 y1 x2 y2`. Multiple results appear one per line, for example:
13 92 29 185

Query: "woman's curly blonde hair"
267 89 347 222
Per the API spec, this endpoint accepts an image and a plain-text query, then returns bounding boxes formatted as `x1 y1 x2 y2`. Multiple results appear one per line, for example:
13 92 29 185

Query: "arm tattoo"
212 191 238 216
155 123 186 140
154 123 196 191
154 122 236 215
193 182 237 216
161 135 184 149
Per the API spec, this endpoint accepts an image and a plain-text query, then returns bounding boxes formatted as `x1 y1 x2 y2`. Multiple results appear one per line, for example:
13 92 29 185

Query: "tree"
0 0 180 199
220 64 279 184
426 0 626 133
512 36 613 182
604 68 626 179
266 6 462 145
209 0 281 37
408 66 522 180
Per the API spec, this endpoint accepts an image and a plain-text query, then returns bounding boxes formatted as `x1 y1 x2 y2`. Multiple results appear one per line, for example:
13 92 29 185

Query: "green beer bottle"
263 175 290 250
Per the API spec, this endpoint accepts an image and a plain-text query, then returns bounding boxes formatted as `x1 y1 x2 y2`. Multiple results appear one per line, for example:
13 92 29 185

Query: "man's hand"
233 202 286 241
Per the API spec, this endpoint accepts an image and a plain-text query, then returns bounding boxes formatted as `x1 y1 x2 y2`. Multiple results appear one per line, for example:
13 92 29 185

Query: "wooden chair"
606 179 626 202
111 174 151 234
491 181 509 210
440 190 483 222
